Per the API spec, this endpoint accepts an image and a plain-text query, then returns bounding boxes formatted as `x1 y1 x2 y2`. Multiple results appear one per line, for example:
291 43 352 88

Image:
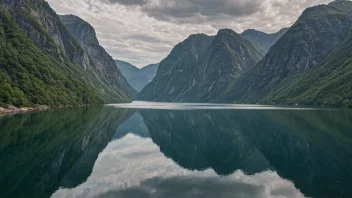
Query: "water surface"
0 102 351 198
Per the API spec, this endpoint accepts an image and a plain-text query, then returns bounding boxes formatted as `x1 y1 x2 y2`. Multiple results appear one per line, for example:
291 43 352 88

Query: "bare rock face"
138 29 263 102
1 0 90 69
60 15 135 95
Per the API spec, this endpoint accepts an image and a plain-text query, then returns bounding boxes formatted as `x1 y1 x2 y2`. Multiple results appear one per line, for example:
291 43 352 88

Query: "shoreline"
0 105 50 115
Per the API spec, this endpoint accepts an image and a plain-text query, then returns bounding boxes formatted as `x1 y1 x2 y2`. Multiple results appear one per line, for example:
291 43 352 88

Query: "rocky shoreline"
0 105 50 115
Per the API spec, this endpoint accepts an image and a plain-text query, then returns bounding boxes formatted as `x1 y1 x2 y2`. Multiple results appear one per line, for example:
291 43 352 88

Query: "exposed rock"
60 15 135 98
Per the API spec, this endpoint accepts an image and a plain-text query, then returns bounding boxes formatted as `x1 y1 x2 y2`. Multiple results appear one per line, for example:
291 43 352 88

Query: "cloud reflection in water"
52 134 305 198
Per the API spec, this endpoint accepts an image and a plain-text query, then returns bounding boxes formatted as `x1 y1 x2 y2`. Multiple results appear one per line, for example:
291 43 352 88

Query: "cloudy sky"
47 0 331 68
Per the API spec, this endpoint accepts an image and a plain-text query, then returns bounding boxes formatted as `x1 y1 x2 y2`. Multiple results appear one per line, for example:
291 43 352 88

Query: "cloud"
105 0 148 6
52 134 306 198
46 0 332 67
141 0 263 22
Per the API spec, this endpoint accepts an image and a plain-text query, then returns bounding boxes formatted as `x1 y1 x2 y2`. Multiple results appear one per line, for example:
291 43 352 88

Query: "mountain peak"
216 29 241 37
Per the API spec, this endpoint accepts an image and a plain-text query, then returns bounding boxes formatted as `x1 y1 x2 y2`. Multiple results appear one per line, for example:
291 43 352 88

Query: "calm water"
0 102 352 198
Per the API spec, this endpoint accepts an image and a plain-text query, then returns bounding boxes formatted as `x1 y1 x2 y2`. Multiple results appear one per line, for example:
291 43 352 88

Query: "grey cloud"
104 0 263 22
142 0 263 22
96 176 301 198
105 0 149 6
47 0 331 68
124 34 173 44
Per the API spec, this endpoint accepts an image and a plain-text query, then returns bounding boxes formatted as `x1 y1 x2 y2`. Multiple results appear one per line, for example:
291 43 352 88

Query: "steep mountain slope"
138 29 263 102
2 0 90 69
60 15 135 99
264 25 352 107
241 28 288 55
0 0 133 106
217 4 352 103
115 60 159 92
0 5 103 106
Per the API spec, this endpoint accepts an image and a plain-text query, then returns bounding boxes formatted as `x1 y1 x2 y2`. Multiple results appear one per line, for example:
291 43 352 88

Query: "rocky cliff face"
60 15 135 96
0 0 133 105
138 29 263 102
217 4 352 103
241 28 288 55
115 60 159 92
1 0 90 69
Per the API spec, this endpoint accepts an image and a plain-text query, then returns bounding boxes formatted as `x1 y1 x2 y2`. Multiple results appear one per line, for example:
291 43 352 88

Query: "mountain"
141 63 159 83
216 4 352 104
138 34 214 101
241 28 288 54
59 15 135 99
138 29 263 102
329 0 352 14
264 23 352 107
0 0 133 107
115 60 159 92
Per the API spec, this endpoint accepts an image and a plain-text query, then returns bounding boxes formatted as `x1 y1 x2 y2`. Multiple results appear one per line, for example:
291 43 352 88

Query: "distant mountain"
241 28 288 55
0 0 133 107
138 29 263 102
115 60 159 92
216 4 352 105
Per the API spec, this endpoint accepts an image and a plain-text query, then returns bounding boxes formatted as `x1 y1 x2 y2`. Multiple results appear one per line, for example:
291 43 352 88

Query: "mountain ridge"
214 3 352 105
138 29 263 102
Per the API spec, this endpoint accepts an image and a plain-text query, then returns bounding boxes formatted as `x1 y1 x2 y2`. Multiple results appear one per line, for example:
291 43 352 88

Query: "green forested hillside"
0 7 103 107
264 28 352 108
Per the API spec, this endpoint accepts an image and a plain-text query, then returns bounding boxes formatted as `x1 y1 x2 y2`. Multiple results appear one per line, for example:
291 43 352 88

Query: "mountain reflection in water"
0 104 351 198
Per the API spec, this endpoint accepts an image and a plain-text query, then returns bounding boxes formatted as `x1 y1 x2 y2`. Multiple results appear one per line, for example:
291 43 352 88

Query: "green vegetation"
0 6 104 107
264 27 352 108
